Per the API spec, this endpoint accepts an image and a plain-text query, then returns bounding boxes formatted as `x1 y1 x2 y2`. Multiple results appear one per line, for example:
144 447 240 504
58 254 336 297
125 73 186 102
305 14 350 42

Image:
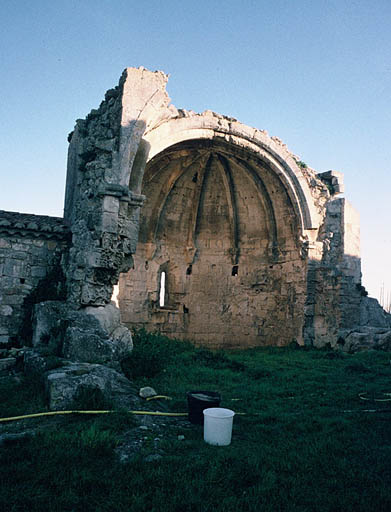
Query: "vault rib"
216 154 240 265
184 154 210 263
144 153 208 256
192 153 214 260
232 156 278 259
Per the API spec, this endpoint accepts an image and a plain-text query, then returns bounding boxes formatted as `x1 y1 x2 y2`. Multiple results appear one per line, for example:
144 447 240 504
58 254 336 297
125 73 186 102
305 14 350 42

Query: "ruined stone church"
1 67 390 355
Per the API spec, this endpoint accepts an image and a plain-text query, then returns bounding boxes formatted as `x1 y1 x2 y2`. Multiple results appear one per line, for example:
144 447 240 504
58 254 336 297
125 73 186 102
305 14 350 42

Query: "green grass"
1 333 391 511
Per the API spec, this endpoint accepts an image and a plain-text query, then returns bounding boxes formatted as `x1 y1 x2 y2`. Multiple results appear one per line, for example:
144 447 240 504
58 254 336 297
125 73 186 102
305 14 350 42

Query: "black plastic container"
187 390 221 425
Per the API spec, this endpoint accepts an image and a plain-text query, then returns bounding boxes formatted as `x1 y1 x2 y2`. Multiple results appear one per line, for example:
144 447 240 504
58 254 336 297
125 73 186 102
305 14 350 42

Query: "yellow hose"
6 391 388 424
0 410 188 423
359 392 391 402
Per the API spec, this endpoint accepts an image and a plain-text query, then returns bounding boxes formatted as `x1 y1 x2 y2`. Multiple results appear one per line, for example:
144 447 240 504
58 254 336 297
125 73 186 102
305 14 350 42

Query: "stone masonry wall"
64 76 131 306
64 68 172 308
304 197 362 347
0 211 69 346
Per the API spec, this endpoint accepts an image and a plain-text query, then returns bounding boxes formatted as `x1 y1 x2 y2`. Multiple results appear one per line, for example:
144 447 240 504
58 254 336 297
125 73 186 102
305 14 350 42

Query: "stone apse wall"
2 67 380 351
63 67 363 349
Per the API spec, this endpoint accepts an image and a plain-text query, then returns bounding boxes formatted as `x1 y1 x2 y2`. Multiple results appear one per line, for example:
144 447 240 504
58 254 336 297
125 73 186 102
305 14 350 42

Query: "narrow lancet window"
159 271 166 307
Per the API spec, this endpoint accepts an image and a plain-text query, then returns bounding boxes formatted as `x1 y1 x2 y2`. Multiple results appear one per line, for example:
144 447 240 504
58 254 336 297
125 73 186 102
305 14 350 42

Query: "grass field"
1 331 391 511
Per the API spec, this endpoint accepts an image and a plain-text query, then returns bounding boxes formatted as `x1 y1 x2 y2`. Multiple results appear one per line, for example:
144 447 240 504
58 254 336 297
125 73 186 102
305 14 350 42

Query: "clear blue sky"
1 0 390 302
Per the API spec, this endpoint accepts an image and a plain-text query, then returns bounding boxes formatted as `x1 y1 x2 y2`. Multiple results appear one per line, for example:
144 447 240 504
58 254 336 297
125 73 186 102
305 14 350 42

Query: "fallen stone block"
31 300 133 365
45 362 138 411
342 331 376 353
376 331 391 351
360 297 391 328
62 325 132 365
62 305 133 364
24 350 64 377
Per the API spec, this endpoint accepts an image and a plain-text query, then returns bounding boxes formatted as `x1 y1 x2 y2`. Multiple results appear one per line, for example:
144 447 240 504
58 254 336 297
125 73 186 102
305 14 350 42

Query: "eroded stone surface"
30 300 133 365
338 327 391 353
360 297 391 328
45 362 138 411
32 301 69 348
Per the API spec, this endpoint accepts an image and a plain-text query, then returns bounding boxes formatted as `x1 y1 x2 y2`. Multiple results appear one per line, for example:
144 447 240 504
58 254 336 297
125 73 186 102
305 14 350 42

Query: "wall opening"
159 271 166 307
111 283 120 307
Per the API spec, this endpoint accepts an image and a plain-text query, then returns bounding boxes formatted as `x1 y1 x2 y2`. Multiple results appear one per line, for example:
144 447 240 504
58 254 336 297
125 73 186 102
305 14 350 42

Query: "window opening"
232 265 239 277
159 271 166 307
111 283 120 307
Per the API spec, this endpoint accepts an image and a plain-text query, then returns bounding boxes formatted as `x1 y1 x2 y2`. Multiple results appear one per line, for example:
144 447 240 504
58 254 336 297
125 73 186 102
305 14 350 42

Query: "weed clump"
192 348 247 371
73 386 111 410
121 329 190 379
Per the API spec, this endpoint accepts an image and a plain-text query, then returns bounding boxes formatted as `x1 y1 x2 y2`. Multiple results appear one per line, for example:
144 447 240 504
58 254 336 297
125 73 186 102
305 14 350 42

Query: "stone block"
63 328 115 364
47 241 58 250
0 305 13 316
342 331 375 353
84 303 121 335
3 295 24 305
103 195 120 214
45 362 138 411
31 266 47 278
0 357 16 372
360 297 391 328
24 350 61 377
101 211 118 233
81 282 112 306
32 301 69 348
85 251 102 268
32 240 45 247
3 260 25 278
96 138 116 152
0 238 11 249
11 242 30 251
376 331 391 351
62 306 133 364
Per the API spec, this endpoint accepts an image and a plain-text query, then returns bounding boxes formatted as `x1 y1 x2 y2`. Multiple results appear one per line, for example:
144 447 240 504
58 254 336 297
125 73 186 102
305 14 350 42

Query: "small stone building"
1 67 389 352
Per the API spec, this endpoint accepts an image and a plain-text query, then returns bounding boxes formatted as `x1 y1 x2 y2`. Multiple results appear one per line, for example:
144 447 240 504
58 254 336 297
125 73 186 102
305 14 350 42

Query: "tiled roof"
0 210 70 239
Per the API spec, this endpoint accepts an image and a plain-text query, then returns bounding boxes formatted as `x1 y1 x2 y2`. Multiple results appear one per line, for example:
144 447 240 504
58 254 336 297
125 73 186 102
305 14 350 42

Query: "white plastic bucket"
203 408 235 446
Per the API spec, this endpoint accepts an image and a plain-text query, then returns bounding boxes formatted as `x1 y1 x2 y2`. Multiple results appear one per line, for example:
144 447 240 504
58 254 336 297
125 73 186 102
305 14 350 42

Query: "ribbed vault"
120 139 307 348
